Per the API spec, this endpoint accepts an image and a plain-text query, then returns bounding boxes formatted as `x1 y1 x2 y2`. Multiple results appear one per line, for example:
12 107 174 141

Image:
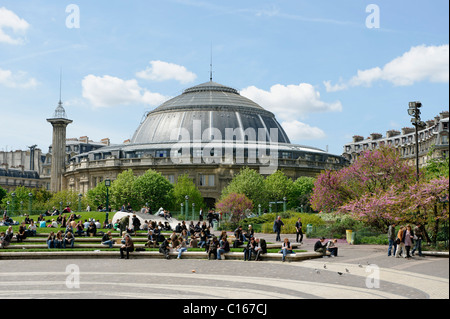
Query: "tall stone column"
47 102 72 193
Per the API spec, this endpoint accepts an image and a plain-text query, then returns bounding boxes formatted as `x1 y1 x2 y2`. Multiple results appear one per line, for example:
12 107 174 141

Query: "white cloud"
81 74 169 108
240 83 342 121
281 120 326 141
0 68 37 88
136 60 197 84
240 83 339 143
0 7 30 44
325 44 449 92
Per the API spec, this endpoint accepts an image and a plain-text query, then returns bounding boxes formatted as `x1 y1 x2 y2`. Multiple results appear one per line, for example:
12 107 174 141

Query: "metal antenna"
210 43 213 82
59 67 62 104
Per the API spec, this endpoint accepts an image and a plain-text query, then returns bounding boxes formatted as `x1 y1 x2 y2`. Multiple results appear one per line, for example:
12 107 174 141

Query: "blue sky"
0 0 448 156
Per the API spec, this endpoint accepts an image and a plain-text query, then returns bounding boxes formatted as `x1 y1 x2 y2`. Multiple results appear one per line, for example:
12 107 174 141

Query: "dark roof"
0 168 40 179
131 81 290 144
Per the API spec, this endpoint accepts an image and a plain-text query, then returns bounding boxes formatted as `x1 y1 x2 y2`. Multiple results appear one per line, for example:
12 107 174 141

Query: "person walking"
387 223 397 257
273 216 284 242
295 217 303 243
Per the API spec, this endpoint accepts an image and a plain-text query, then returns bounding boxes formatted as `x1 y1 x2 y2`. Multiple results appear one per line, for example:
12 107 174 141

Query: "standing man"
295 217 303 244
273 216 284 242
387 223 397 257
411 224 423 257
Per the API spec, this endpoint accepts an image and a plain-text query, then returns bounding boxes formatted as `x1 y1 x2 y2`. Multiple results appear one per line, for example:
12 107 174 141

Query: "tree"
1 186 32 215
0 187 6 204
86 182 108 210
171 174 204 210
405 177 449 244
47 190 85 212
288 176 316 211
422 153 449 181
132 169 174 211
264 170 293 203
311 146 416 213
215 193 253 223
221 167 266 208
110 169 136 210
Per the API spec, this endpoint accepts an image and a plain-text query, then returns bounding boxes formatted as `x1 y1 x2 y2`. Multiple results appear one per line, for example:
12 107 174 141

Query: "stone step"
0 250 324 261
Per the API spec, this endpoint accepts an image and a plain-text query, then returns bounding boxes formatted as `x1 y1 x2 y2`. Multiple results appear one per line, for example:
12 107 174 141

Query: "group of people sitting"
314 237 339 257
46 230 75 249
0 219 40 248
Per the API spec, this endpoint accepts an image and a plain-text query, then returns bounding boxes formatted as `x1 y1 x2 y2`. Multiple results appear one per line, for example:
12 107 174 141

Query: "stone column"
47 102 72 193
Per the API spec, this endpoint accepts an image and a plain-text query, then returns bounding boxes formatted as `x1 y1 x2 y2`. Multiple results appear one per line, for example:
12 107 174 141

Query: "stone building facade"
63 81 349 207
343 111 449 166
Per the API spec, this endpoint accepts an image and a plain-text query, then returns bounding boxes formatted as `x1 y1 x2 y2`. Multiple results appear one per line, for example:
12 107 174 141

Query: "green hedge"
244 211 325 234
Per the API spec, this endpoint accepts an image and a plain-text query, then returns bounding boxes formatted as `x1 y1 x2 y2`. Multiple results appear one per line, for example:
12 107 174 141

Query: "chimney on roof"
79 136 89 143
101 138 110 146
401 127 415 135
370 133 382 140
386 130 400 138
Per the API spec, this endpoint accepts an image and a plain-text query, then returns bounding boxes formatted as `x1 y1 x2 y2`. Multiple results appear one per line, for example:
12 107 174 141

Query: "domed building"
64 81 348 207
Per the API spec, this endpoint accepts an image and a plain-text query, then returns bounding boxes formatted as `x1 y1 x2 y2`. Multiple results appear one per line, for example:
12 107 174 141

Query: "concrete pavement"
0 228 447 300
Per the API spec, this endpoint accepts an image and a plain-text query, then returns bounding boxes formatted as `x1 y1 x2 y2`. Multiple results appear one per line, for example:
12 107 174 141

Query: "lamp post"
283 197 287 213
269 203 272 214
28 193 33 215
11 193 16 216
6 201 10 215
105 179 111 212
192 202 195 221
20 201 23 215
408 101 426 182
59 201 63 213
180 203 184 218
185 195 189 220
78 193 82 212
258 204 261 216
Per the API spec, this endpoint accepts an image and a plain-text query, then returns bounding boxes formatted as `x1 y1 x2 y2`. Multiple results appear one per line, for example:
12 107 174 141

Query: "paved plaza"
0 231 447 300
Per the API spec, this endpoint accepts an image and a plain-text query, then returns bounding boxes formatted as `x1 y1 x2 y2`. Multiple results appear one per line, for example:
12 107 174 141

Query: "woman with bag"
395 226 406 258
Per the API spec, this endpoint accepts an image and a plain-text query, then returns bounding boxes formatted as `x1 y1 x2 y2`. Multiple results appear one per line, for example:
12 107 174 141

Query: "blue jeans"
102 240 115 248
55 240 63 248
64 239 74 248
388 239 397 256
47 239 54 248
177 247 187 258
243 248 254 261
217 248 226 260
282 249 293 261
411 238 422 256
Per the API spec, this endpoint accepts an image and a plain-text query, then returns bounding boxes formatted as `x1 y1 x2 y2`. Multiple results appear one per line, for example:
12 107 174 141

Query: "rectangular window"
156 150 167 158
199 174 215 187
165 175 175 184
